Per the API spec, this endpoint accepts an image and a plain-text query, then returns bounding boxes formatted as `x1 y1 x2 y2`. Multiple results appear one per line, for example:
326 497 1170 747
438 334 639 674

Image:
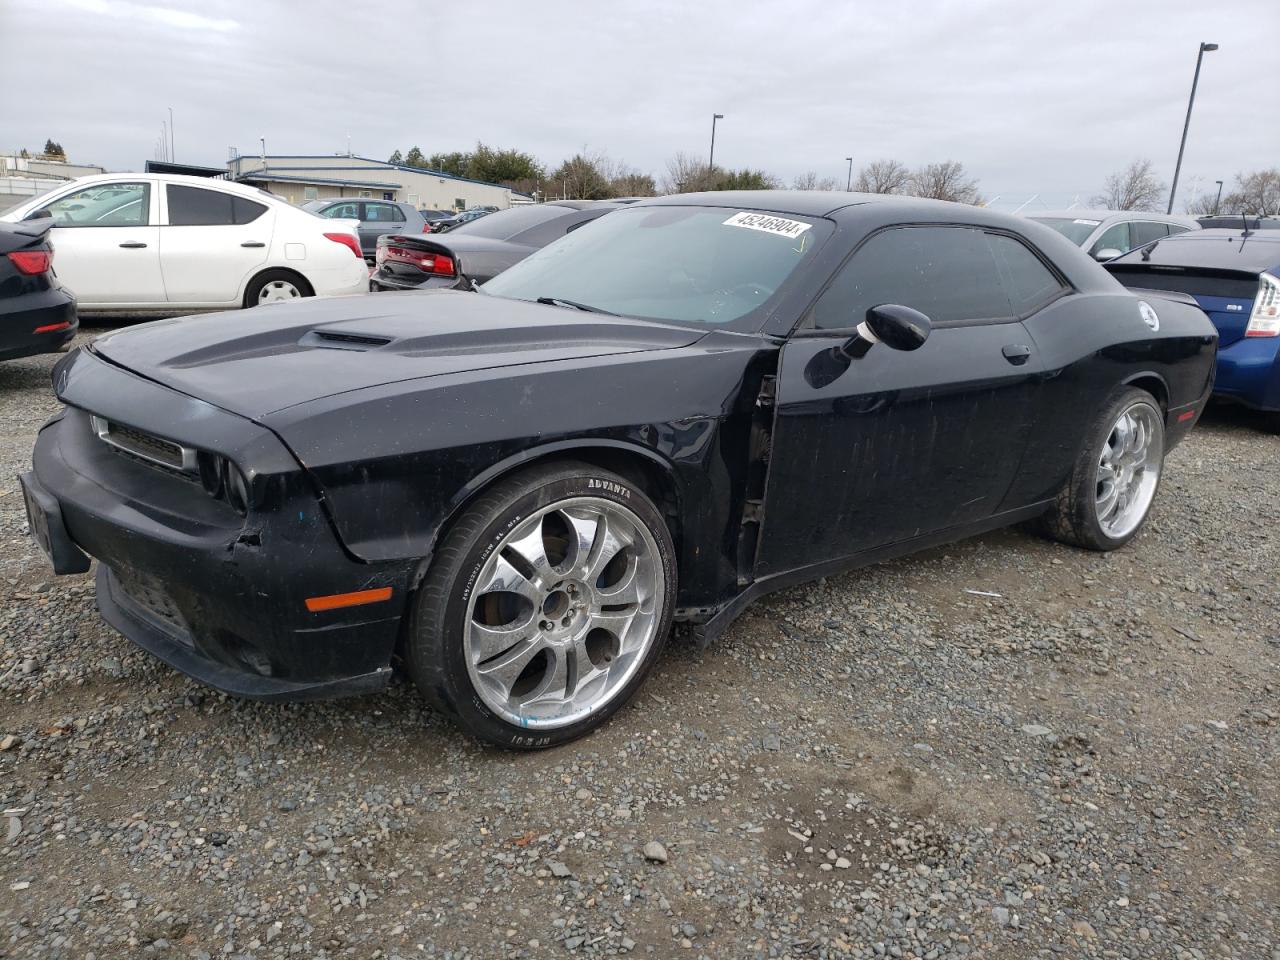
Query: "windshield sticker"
1073 218 1102 226
723 212 812 239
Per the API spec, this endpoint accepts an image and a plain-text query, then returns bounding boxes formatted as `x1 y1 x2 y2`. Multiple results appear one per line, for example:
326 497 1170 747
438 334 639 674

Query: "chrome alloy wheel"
258 279 302 304
1095 401 1163 539
463 496 664 729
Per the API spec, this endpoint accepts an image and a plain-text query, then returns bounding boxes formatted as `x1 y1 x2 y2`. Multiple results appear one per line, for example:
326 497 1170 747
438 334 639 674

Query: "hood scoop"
303 330 394 350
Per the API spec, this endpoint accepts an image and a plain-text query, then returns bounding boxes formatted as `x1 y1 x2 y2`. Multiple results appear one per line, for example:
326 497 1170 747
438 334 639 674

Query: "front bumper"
26 354 419 700
1214 335 1280 412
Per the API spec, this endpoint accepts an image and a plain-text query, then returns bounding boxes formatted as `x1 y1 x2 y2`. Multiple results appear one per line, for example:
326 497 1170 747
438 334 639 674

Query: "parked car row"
1 173 369 315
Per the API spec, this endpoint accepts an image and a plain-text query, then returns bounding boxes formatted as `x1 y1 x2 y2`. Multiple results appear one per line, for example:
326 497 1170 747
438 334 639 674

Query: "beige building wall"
228 155 517 210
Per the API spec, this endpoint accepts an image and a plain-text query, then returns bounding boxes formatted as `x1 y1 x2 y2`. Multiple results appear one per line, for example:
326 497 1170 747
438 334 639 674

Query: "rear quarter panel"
1005 291 1217 507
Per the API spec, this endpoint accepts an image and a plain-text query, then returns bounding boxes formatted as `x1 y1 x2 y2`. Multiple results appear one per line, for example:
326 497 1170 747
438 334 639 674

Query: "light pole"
845 157 853 191
1213 179 1224 215
1168 41 1218 214
709 113 724 171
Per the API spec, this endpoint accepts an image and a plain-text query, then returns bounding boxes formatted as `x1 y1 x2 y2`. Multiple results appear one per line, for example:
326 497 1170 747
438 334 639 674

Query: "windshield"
1029 217 1102 246
483 205 827 326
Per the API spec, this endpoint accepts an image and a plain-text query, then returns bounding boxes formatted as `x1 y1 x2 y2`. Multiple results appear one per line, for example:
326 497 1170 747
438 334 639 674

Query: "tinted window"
364 202 405 222
812 226 1011 329
232 196 267 224
514 210 610 247
988 234 1065 315
484 205 827 327
1130 222 1169 247
46 182 149 227
167 185 252 226
1090 222 1130 257
1166 224 1192 236
459 204 573 241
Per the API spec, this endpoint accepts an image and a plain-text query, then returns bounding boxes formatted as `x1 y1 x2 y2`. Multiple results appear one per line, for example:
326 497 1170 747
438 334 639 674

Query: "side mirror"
1093 248 1123 261
850 303 932 355
23 208 53 222
803 304 932 389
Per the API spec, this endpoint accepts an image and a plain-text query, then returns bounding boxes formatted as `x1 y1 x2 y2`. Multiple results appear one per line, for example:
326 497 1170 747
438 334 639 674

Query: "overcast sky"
1 0 1275 211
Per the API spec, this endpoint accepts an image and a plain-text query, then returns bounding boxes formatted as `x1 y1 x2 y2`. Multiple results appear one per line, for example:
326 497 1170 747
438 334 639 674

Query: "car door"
358 202 406 256
158 183 274 306
756 225 1045 577
38 181 165 306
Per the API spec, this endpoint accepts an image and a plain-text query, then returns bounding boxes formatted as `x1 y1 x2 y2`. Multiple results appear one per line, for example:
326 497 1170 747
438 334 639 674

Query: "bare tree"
853 159 910 194
661 152 717 193
610 171 657 197
1221 168 1280 216
791 171 838 191
908 161 981 204
1091 159 1166 211
1183 193 1217 215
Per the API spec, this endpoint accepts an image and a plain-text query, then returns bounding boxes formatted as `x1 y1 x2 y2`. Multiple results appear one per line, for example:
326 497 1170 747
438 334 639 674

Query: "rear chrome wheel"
1036 387 1166 551
1094 402 1163 539
464 497 663 729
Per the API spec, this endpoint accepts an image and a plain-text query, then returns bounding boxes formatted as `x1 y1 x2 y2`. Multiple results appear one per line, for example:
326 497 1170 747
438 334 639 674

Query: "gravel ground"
1 327 1277 959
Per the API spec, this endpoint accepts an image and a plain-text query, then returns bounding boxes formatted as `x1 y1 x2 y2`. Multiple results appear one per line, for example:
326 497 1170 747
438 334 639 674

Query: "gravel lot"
1 326 1277 959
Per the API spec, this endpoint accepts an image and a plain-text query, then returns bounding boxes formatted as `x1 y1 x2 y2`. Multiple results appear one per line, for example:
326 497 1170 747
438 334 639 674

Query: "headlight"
197 451 250 516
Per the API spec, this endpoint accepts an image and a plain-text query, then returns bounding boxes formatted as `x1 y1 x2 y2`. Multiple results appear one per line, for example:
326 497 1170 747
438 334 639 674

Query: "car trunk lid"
1106 264 1260 346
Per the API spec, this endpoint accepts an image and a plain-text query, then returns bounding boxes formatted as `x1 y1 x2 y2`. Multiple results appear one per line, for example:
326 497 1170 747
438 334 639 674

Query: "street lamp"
845 157 853 192
1168 41 1218 214
1213 179 1224 215
709 113 724 170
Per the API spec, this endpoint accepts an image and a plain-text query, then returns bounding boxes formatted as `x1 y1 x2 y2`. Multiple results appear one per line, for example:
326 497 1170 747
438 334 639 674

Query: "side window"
364 202 405 223
167 185 240 226
811 226 1011 329
1089 222 1130 257
1130 221 1169 247
232 197 267 225
324 202 360 219
45 182 150 227
987 234 1066 316
1166 224 1192 237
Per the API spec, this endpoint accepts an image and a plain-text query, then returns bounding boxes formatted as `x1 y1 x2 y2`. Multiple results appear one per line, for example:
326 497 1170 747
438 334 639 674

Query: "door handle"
240 241 265 248
1002 344 1033 365
118 241 148 249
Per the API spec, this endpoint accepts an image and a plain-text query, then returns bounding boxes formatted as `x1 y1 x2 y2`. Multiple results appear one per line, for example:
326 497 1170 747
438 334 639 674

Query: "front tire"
1037 387 1165 551
405 462 676 748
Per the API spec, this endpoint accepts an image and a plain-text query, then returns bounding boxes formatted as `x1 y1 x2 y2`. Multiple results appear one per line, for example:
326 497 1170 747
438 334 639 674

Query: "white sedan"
2 173 369 315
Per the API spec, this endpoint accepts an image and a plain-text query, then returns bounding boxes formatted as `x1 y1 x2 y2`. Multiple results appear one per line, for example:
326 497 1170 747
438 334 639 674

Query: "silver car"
1025 210 1200 261
302 199 428 259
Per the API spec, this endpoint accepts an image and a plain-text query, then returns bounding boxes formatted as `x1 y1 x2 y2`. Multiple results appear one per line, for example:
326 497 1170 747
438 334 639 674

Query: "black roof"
1109 228 1280 272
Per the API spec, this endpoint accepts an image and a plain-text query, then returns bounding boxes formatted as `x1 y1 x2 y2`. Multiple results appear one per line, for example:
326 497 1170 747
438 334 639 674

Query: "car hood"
89 290 706 420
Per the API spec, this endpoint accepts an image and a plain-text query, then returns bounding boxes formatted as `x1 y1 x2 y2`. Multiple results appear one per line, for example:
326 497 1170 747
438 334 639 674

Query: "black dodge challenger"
21 192 1217 747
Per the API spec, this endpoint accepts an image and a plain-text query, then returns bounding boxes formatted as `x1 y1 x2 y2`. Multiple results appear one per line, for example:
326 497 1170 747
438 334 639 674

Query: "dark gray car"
302 199 428 258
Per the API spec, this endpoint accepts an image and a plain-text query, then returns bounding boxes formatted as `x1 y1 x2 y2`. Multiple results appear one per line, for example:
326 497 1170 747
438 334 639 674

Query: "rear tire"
405 461 676 749
1036 387 1165 551
243 269 314 308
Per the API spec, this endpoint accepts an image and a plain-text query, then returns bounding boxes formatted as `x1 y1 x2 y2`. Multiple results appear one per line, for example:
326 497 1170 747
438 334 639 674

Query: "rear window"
1106 265 1261 300
452 204 571 240
1029 217 1101 245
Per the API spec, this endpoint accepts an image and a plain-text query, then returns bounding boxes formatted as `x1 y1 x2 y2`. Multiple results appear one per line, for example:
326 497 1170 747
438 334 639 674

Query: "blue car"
1106 229 1280 430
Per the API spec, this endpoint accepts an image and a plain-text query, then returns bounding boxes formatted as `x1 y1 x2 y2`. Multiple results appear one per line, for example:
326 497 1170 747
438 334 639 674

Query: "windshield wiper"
535 296 616 315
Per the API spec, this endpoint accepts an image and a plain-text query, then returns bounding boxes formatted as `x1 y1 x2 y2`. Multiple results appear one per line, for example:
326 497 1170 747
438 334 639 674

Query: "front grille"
90 416 196 473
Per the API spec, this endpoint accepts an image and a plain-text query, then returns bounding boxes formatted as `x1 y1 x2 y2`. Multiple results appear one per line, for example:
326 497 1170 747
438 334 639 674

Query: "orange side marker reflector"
33 321 72 334
1177 410 1196 423
305 587 393 612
